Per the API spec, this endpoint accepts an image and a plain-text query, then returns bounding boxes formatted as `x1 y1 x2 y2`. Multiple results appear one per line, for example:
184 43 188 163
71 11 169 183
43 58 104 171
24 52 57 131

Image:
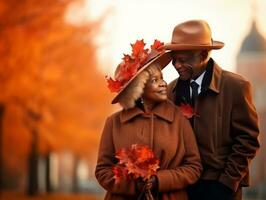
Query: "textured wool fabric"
168 59 260 194
95 100 202 200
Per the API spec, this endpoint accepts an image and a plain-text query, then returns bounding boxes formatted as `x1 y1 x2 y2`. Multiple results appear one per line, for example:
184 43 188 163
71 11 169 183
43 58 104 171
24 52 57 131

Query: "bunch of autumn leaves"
112 144 159 184
112 144 159 200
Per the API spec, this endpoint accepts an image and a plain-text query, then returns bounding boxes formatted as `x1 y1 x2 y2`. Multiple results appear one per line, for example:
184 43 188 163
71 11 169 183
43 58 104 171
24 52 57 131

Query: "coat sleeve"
156 116 202 192
95 116 137 196
218 80 260 192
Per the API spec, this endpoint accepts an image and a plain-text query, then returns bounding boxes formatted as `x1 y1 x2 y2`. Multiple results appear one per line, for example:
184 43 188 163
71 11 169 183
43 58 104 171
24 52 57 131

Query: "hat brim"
111 51 172 104
164 40 224 50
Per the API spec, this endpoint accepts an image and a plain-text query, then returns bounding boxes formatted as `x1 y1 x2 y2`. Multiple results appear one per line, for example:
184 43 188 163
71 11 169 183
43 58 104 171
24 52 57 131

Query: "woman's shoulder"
104 109 123 123
105 109 123 124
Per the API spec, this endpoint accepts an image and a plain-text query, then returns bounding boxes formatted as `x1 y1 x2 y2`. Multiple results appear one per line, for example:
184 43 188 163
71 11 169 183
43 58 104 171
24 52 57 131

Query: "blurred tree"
44 152 52 193
72 156 80 193
0 0 112 194
0 104 4 192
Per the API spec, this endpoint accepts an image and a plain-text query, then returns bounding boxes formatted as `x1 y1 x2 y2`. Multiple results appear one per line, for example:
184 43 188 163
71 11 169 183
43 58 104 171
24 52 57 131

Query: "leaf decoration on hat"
117 54 139 81
131 39 149 64
106 76 122 93
106 39 165 93
151 39 164 51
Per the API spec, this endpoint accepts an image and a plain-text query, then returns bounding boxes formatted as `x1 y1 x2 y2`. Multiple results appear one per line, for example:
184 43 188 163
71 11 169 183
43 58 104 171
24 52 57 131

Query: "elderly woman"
95 40 202 200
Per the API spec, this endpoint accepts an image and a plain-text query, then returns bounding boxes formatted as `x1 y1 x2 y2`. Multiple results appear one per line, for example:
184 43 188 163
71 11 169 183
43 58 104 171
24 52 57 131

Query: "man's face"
142 69 167 103
171 50 205 80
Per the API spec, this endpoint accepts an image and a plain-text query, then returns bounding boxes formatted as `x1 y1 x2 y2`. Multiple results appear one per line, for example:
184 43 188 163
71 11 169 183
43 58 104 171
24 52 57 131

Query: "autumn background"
0 0 265 200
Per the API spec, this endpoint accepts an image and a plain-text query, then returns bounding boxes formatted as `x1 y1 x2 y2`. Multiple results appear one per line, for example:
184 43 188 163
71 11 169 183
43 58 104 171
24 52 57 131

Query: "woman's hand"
146 176 158 191
136 178 145 193
136 176 158 192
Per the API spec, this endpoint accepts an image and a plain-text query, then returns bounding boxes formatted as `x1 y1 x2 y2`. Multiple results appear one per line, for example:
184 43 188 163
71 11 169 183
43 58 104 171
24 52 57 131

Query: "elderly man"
165 20 260 200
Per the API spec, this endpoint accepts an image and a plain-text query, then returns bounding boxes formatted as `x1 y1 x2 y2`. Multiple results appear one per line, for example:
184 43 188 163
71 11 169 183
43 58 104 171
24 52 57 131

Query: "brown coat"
95 100 202 200
167 60 260 192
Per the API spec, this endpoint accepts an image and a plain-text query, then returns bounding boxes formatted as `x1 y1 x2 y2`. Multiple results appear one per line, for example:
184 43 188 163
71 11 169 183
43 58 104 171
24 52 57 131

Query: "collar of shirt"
190 70 206 96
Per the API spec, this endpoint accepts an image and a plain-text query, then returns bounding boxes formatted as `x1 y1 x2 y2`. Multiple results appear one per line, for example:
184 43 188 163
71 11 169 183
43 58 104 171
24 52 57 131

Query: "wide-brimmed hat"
164 20 224 50
106 39 171 104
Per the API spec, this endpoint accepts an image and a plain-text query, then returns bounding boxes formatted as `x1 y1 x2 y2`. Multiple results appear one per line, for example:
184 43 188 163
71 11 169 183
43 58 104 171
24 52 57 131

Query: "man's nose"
174 61 182 69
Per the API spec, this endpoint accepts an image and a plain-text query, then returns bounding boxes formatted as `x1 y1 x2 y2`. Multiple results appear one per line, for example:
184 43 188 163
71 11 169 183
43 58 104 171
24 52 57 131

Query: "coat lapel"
173 79 191 106
209 61 222 94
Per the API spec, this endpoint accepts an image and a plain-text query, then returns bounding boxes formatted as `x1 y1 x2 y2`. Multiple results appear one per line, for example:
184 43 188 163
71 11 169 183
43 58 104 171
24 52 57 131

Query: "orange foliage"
113 144 160 183
0 0 112 173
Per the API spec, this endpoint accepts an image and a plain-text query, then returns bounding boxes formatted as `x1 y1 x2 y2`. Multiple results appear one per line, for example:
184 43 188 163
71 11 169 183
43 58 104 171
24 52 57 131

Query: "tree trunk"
45 153 52 193
27 129 39 195
0 104 5 192
72 156 80 193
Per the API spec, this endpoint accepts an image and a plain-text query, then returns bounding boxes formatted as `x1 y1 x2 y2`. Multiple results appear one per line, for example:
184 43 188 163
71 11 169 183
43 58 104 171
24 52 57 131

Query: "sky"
66 0 266 83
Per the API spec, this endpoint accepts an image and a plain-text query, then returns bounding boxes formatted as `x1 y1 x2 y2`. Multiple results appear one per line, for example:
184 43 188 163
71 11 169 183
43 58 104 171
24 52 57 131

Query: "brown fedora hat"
106 39 172 104
164 20 224 50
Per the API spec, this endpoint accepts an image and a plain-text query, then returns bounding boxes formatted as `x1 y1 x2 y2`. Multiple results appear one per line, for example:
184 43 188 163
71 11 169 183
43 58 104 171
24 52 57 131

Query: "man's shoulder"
221 69 250 86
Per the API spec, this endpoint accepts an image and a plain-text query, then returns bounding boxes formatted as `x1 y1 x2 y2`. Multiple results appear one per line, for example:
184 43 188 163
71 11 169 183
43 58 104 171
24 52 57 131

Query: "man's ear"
200 50 209 61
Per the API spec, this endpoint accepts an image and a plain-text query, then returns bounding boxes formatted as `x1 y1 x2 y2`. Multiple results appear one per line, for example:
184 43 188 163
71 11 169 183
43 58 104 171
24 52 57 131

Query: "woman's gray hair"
118 64 161 109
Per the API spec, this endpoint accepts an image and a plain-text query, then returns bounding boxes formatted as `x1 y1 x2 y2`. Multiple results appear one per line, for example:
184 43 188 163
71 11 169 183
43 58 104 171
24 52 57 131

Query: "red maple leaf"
131 39 145 56
112 144 160 183
116 62 139 83
112 165 129 184
131 39 149 63
122 54 140 79
179 103 194 118
122 54 133 63
151 39 164 51
116 148 130 164
127 157 159 180
106 77 122 93
132 144 154 163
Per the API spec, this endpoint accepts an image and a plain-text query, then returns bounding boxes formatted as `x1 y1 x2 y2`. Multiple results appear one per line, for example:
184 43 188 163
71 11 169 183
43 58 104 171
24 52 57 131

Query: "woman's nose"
160 80 167 87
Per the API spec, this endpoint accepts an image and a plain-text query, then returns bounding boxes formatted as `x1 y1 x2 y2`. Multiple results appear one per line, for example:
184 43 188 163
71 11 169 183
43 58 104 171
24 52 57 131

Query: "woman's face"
142 69 167 103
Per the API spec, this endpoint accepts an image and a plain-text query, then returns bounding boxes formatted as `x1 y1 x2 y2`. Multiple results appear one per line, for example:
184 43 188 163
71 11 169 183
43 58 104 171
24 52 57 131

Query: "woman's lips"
157 89 167 95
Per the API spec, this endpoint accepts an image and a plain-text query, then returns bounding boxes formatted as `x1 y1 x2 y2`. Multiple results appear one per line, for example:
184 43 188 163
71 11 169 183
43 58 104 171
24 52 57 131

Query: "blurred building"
236 19 266 199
